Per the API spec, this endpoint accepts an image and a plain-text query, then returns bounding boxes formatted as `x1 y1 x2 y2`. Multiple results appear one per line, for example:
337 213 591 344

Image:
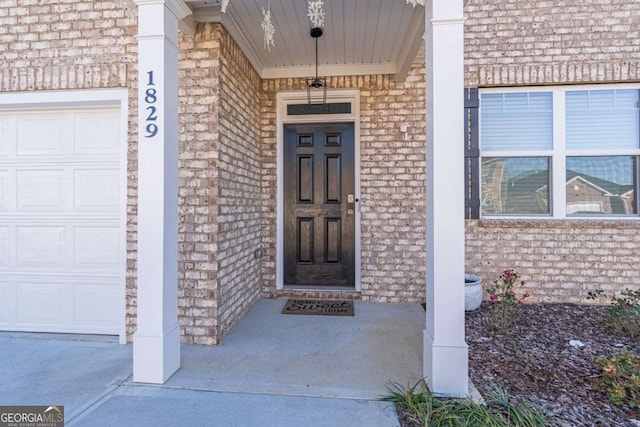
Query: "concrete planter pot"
465 274 483 311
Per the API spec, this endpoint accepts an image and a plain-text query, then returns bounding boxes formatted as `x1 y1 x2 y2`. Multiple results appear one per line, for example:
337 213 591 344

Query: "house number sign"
144 71 158 138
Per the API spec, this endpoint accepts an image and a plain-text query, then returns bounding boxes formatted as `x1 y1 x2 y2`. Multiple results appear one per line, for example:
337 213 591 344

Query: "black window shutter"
464 88 480 219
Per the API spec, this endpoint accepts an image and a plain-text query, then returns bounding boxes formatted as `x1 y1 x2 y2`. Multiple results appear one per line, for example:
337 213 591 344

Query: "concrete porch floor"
0 298 425 426
166 298 425 399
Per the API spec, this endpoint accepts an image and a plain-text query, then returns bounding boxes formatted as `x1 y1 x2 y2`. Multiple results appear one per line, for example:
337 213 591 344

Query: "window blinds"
566 89 639 150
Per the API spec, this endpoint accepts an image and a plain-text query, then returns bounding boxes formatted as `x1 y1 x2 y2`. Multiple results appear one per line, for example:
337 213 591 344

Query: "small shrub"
485 269 530 334
381 381 558 426
587 288 640 339
595 348 640 409
485 386 559 427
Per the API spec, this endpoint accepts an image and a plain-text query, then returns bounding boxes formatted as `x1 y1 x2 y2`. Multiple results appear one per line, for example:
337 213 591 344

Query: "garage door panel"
74 283 119 332
0 282 8 325
74 169 119 213
17 114 68 157
74 226 120 269
17 169 66 212
16 282 69 328
0 170 10 212
16 227 66 269
1 107 122 335
0 117 11 156
74 111 121 156
0 227 8 268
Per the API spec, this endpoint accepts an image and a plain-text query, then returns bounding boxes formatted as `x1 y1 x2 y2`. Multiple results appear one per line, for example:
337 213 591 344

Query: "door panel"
284 123 355 287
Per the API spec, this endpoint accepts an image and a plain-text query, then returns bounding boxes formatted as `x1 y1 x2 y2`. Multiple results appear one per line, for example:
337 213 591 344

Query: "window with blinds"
479 86 639 218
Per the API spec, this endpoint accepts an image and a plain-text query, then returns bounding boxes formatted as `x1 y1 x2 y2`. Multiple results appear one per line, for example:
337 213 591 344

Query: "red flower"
489 295 497 301
627 301 633 307
524 292 530 298
518 300 524 305
521 281 525 286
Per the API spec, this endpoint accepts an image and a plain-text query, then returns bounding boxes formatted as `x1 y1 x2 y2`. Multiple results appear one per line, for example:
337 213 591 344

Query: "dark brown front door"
284 123 355 287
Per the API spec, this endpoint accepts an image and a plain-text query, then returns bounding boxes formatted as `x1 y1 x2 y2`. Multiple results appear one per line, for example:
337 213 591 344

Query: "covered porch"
132 0 468 397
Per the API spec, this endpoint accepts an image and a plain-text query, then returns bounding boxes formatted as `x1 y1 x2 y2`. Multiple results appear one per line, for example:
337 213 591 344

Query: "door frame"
276 89 361 291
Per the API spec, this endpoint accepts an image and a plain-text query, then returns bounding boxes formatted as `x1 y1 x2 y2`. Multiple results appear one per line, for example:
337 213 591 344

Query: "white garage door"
0 108 123 334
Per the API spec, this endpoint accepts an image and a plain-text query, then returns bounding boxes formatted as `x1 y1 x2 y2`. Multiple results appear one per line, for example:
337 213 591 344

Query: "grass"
381 381 559 427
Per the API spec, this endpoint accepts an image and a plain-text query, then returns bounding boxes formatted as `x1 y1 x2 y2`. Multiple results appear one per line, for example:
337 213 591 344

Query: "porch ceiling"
183 0 425 82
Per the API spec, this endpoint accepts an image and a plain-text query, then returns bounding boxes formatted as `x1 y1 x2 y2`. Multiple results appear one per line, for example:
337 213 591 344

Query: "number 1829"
144 71 158 138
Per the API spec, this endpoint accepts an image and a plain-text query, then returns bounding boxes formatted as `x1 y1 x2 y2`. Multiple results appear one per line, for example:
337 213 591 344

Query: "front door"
284 123 355 287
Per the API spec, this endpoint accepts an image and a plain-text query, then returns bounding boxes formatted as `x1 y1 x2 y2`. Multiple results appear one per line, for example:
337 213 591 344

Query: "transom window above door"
479 85 640 218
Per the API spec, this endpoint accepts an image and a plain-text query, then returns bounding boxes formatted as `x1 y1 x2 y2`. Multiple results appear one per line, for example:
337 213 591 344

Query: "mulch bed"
400 303 640 426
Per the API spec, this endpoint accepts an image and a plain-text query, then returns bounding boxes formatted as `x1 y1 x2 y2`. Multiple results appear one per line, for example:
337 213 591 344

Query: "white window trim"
479 84 640 220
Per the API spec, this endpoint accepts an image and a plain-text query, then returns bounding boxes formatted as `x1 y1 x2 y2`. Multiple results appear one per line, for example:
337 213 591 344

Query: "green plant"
381 381 558 426
485 269 530 334
383 381 433 425
587 288 640 338
484 386 559 427
595 348 640 409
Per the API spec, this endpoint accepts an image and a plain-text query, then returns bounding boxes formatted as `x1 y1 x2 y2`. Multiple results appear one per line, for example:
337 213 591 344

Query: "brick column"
133 0 191 384
423 0 469 397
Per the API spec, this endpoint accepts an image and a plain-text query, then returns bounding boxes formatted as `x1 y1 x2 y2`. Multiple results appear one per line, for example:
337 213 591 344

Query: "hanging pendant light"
307 27 327 106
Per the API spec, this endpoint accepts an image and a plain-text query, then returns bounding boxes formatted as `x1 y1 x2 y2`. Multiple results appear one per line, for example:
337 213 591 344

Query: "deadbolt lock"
346 193 355 216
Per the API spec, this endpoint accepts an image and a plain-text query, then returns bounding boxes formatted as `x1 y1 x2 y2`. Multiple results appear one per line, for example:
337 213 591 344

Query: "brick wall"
217 28 263 338
176 23 263 344
176 23 221 345
0 0 135 90
260 65 428 303
464 0 640 86
463 0 640 304
466 220 640 303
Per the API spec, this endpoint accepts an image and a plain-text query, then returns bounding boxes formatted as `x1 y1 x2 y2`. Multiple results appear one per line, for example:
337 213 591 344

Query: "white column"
133 0 191 384
423 0 469 397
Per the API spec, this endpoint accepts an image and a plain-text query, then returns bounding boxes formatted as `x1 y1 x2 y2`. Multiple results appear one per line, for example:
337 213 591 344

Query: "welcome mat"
281 299 354 317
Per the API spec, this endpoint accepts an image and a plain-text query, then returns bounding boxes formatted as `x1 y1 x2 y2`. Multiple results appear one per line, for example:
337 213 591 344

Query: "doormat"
281 299 354 316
